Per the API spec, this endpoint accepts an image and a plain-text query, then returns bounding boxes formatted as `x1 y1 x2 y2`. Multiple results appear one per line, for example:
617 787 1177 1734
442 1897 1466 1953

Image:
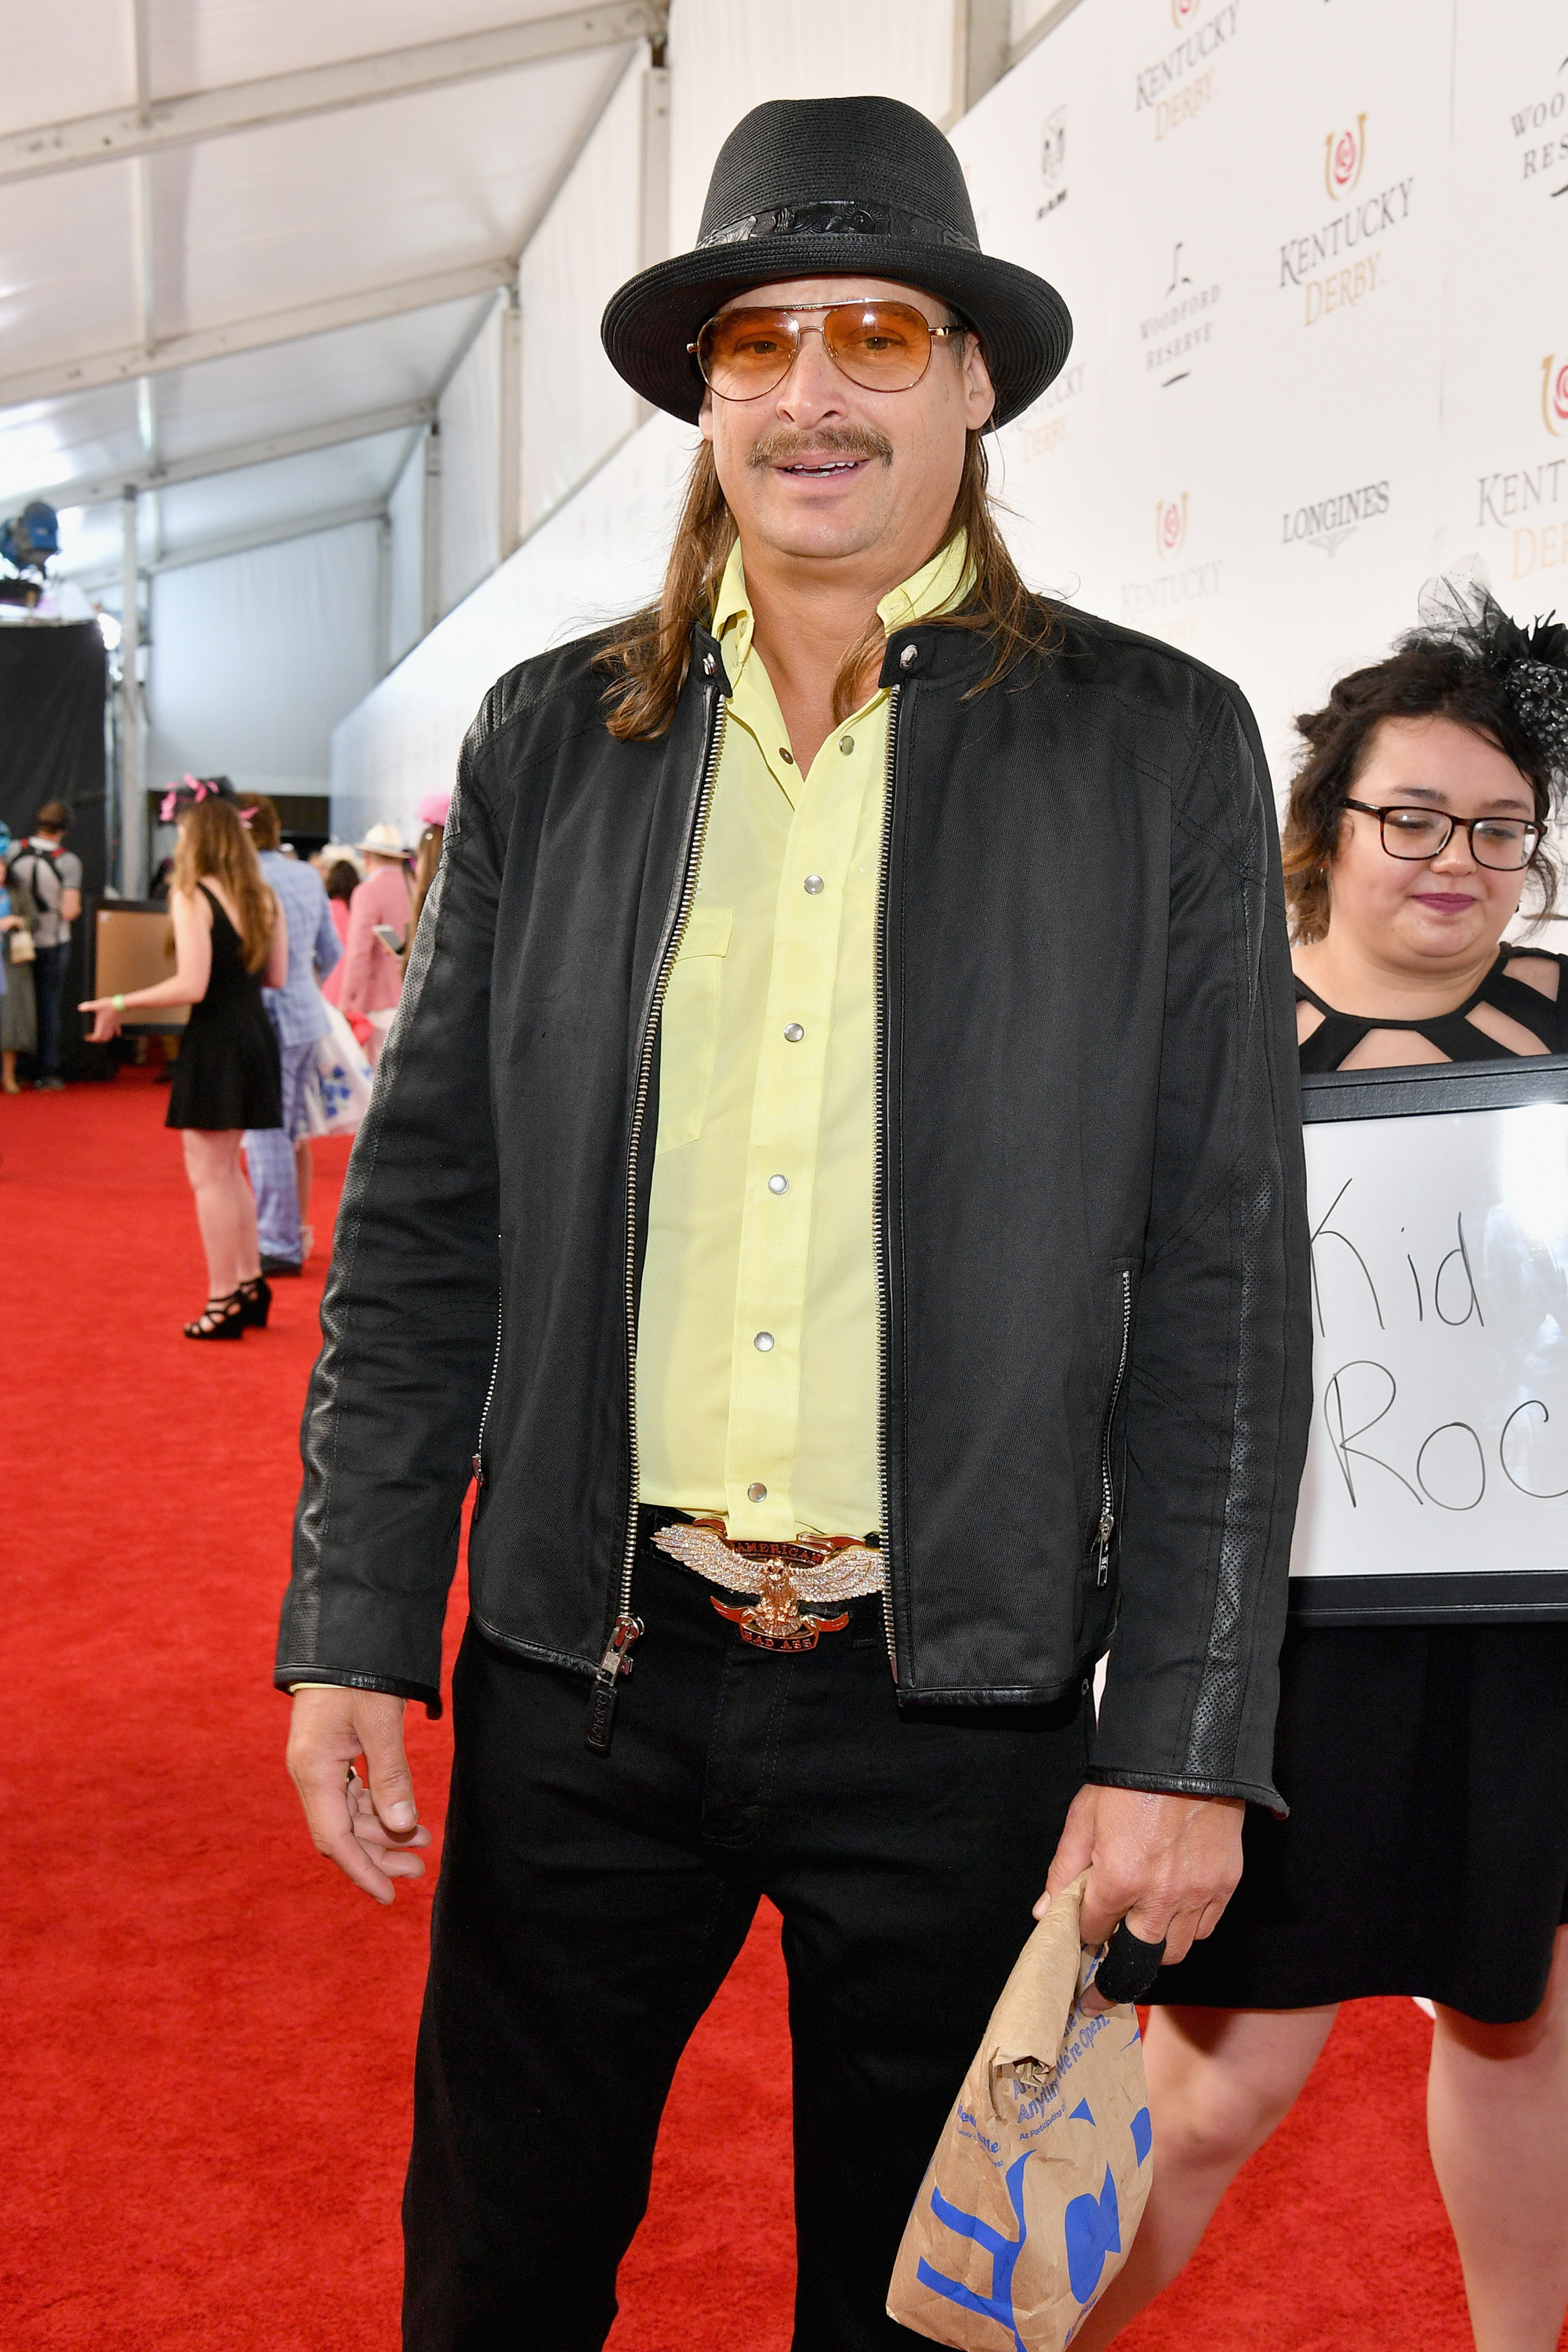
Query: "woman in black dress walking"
82 779 286 1337
1078 586 1568 2352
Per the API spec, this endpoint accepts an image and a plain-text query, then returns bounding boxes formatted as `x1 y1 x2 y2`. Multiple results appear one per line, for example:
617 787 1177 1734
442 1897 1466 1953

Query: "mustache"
748 424 895 469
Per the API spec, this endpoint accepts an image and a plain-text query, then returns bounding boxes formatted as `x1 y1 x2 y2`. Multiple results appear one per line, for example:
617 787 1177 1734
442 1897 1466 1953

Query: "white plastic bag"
300 1001 375 1138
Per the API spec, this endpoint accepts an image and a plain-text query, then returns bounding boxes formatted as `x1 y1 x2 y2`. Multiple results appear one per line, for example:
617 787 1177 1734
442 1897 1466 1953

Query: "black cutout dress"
165 884 283 1134
1153 949 1568 2023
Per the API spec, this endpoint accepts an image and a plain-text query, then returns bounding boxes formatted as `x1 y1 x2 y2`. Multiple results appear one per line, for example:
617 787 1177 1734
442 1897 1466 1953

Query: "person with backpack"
9 801 82 1088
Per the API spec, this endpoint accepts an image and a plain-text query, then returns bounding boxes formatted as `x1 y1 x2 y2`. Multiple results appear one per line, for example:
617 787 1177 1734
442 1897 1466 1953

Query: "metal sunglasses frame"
1338 797 1544 870
688 298 964 401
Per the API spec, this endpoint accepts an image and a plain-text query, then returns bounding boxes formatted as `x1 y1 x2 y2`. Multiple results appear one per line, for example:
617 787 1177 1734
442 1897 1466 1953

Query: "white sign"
1290 1090 1568 1603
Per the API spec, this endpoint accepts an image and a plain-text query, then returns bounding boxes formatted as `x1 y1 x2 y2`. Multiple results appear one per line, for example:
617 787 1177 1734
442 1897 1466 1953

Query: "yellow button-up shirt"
636 531 971 1542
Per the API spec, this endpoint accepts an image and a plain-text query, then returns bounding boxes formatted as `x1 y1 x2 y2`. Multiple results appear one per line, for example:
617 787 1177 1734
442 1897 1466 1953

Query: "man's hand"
286 1686 431 1905
1038 1784 1244 2010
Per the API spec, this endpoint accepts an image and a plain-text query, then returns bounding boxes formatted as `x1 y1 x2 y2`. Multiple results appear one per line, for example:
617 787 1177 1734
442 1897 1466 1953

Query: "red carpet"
1 1069 1497 2349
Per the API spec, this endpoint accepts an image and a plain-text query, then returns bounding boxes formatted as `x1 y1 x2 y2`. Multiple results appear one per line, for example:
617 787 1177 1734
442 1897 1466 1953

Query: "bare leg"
1071 2004 1338 2351
2 1048 16 1092
181 1129 260 1301
294 1136 314 1220
1428 1928 1568 2352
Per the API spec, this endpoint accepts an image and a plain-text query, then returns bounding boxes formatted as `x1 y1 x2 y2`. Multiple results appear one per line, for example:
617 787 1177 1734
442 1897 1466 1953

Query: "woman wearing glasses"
1079 585 1568 2352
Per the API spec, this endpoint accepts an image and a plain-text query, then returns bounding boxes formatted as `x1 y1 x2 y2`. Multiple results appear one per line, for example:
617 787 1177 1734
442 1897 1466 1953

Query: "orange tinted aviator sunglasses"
690 299 964 401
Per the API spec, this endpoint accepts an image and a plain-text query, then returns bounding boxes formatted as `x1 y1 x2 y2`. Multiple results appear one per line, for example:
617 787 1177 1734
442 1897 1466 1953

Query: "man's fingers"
358 1708 419 1835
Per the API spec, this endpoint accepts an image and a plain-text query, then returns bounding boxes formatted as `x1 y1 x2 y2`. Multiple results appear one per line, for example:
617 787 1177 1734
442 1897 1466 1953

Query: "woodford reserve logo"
1141 240 1221 390
1134 0 1241 141
1279 114 1414 326
1510 48 1567 196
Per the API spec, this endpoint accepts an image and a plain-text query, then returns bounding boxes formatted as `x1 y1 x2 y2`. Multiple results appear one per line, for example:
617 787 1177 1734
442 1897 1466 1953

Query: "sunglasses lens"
697 310 799 398
822 302 934 389
695 303 938 397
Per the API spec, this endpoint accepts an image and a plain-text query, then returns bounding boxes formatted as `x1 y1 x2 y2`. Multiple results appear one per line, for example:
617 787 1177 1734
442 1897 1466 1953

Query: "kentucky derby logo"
1324 114 1367 196
1171 0 1200 23
1543 354 1568 437
1155 494 1189 558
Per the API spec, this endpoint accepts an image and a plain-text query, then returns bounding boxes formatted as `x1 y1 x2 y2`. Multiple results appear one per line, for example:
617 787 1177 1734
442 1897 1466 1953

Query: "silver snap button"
899 642 918 670
747 1481 768 1502
783 1022 804 1042
768 1174 788 1193
702 652 716 675
753 1331 775 1352
804 874 824 895
838 735 855 754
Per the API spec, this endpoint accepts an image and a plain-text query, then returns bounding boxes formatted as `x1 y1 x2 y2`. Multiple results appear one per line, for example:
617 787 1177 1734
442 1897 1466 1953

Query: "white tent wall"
330 411 694 845
519 51 652 538
385 434 427 673
439 302 505 619
144 518 382 892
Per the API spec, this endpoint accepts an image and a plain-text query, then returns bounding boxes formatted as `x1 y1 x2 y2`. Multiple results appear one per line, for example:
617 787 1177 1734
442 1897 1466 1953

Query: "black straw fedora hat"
601 96 1072 431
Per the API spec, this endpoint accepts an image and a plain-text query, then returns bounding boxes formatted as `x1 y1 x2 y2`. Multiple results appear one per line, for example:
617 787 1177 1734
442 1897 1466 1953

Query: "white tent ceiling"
0 0 664 582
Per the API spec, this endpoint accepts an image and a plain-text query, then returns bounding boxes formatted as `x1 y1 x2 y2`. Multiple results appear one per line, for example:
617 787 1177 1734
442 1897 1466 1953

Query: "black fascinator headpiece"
1412 568 1568 796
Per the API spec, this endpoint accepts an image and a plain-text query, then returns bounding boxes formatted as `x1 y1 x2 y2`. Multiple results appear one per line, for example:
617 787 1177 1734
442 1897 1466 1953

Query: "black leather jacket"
277 604 1311 1805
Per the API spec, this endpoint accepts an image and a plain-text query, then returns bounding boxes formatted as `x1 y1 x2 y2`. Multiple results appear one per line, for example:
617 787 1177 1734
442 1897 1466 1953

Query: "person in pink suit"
336 824 412 1064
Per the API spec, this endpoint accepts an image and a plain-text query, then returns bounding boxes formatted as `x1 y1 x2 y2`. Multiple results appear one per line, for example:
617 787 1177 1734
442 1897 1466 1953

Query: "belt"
652 1517 884 1652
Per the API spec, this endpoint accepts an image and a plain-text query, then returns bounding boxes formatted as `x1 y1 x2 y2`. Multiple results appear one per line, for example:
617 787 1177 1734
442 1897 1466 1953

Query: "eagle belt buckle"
652 1523 878 1651
710 1557 851 1653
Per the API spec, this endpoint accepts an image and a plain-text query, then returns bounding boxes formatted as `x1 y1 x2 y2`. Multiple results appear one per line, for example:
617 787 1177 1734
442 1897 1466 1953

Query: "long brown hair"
593 426 1057 740
172 797 275 971
1283 638 1558 944
403 823 444 964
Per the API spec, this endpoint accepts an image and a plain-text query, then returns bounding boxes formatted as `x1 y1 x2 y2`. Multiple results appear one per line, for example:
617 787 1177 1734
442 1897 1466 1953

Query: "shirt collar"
710 528 972 691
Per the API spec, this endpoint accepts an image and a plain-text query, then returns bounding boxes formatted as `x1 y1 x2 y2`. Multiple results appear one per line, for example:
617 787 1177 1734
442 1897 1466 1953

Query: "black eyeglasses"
689 300 963 401
1339 798 1544 871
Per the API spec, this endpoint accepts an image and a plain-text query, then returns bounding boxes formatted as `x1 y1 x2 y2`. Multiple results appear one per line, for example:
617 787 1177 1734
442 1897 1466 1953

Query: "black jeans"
404 1512 1093 2350
32 941 70 1078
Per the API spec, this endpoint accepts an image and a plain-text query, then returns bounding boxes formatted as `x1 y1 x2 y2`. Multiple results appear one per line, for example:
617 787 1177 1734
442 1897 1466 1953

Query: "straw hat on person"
355 822 409 860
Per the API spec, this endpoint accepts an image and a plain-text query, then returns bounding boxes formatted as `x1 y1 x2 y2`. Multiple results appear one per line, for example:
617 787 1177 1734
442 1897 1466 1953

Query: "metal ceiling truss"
0 256 516 412
0 4 665 184
33 396 438 512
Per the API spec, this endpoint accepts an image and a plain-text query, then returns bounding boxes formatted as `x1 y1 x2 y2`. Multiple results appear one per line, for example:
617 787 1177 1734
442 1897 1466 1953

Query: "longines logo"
1156 495 1189 558
1038 106 1068 220
1134 0 1241 142
1325 114 1367 196
1141 240 1220 388
1279 115 1414 327
1281 478 1389 558
1543 354 1568 437
1510 50 1567 195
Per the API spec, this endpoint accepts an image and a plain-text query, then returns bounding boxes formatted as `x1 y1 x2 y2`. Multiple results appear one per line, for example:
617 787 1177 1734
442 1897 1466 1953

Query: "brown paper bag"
887 1875 1152 2350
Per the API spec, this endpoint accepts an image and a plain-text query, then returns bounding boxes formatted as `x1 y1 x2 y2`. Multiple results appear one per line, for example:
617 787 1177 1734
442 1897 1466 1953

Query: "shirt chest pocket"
656 906 732 1149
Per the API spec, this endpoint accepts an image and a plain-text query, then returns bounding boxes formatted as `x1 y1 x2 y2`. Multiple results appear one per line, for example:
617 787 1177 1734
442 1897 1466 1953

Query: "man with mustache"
278 97 1310 2350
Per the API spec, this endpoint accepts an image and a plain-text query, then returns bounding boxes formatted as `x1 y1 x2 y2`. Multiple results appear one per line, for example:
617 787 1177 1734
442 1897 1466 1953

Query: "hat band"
696 198 980 254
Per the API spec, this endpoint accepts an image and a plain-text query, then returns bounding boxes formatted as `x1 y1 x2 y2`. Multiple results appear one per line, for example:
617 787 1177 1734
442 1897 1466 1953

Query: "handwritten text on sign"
1290 1101 1568 1581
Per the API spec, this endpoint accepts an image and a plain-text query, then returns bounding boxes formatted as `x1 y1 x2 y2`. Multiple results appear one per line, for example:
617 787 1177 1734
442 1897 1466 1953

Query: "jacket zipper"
586 683 727 1755
471 1283 503 1487
1096 1268 1133 1586
872 681 902 1675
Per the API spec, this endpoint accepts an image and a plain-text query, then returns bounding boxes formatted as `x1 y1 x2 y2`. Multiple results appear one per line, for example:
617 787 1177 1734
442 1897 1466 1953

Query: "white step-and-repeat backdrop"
332 0 1566 842
954 0 1567 793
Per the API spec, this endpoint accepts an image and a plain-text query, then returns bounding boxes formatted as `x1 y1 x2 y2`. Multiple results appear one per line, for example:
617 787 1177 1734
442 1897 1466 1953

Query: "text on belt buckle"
710 1563 851 1652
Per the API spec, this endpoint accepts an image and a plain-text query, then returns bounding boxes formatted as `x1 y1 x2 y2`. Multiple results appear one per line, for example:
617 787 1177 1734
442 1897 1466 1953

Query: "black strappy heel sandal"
235 1274 272 1330
184 1291 246 1340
